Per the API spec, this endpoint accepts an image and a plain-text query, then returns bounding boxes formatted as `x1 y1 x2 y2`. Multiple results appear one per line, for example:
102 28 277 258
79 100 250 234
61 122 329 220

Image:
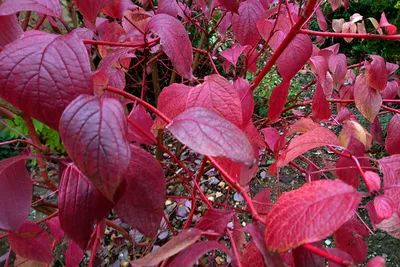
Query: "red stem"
302 244 352 265
88 221 103 267
226 230 243 267
82 38 160 48
300 29 400 40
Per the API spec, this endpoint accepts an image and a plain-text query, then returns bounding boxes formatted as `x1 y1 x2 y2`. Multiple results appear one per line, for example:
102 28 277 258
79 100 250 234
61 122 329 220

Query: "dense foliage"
0 0 399 266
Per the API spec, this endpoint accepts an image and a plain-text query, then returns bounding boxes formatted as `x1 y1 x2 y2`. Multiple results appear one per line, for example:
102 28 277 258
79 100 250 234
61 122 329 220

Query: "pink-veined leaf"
146 14 193 80
341 22 357 43
98 21 127 59
73 0 109 25
0 15 23 49
253 188 272 216
365 55 388 91
330 0 341 11
364 171 381 193
45 217 64 243
102 0 133 19
316 7 327 31
220 45 249 66
332 19 344 33
158 0 179 17
196 209 234 234
234 77 254 125
257 19 274 43
59 95 131 202
0 0 62 17
232 0 264 46
312 81 331 121
380 12 397 35
127 105 156 145
276 34 312 80
122 8 152 35
166 241 233 267
65 240 84 267
381 80 399 99
218 0 239 13
130 228 204 266
374 195 395 220
385 114 400 155
241 242 266 267
115 146 165 237
153 83 191 130
0 31 93 129
378 155 400 214
334 218 368 264
329 54 347 85
59 164 114 249
267 80 291 122
370 117 384 147
187 75 243 127
365 256 386 267
377 213 400 239
277 127 340 168
8 222 53 264
354 74 382 122
325 248 353 267
264 179 361 252
0 155 32 231
292 241 324 267
167 107 255 165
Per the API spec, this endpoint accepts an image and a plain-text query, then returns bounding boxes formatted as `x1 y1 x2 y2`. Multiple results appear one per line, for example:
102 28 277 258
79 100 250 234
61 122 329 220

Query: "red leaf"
381 80 399 99
153 83 191 130
365 256 386 267
59 164 114 249
233 77 254 125
0 155 32 231
65 240 84 267
292 242 324 267
158 0 179 17
166 241 233 267
187 75 243 127
364 202 383 230
276 34 312 80
257 19 274 43
328 54 347 85
8 222 53 264
260 128 280 151
365 55 388 91
341 22 357 43
288 118 320 135
131 228 204 266
334 218 368 264
196 209 234 234
0 31 93 129
0 0 62 17
220 45 249 66
218 0 239 13
45 217 64 243
167 107 255 165
374 195 395 220
277 127 340 168
379 155 400 214
0 15 23 49
364 171 381 193
241 242 266 267
59 95 131 202
232 0 264 46
146 14 193 80
253 188 272 215
98 21 126 58
354 74 382 122
380 12 397 35
312 81 331 121
265 180 361 252
377 213 400 239
74 0 109 25
316 7 327 31
385 114 400 154
102 0 133 19
115 146 165 237
325 248 353 267
233 216 247 256
127 105 156 145
214 156 258 186
330 0 341 11
370 117 384 147
267 80 291 122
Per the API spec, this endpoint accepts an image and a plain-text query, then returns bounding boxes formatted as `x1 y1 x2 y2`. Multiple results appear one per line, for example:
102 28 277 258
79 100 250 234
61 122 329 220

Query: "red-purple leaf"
354 74 382 122
102 0 133 19
265 180 361 252
218 0 239 13
0 15 23 49
158 0 179 17
364 202 383 230
232 0 264 46
267 80 291 122
146 14 193 80
127 105 156 145
167 107 255 165
374 195 395 220
334 218 368 264
241 242 266 267
59 164 114 249
253 188 272 216
220 45 249 66
234 77 254 125
187 75 243 127
370 117 384 147
0 155 31 231
65 240 84 267
365 55 388 91
379 155 400 214
8 222 53 264
316 7 327 31
45 217 64 243
0 31 93 129
330 0 341 11
325 248 353 267
166 241 233 267
365 256 386 267
380 12 397 35
312 81 331 121
0 0 62 17
74 0 109 25
342 22 357 43
115 146 165 237
385 114 400 154
377 213 400 239
292 242 324 267
277 127 340 168
260 128 280 151
196 209 234 234
364 171 381 193
131 228 204 266
59 95 131 202
276 34 312 80
328 54 347 85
